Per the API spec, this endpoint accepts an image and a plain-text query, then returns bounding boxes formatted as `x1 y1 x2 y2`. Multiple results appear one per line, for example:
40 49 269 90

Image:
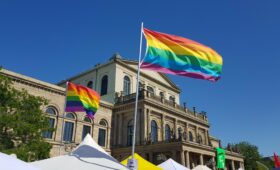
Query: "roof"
32 134 128 170
121 153 163 170
158 158 190 170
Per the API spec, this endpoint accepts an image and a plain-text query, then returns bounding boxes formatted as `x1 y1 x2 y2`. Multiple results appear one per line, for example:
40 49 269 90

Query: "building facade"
1 54 244 169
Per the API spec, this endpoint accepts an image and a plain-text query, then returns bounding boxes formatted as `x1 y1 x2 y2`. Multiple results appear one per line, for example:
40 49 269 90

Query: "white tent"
158 158 190 170
32 134 128 170
0 152 39 170
192 165 212 170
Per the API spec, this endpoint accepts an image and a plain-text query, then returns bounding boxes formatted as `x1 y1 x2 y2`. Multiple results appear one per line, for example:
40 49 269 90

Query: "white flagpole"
59 81 69 155
128 22 144 170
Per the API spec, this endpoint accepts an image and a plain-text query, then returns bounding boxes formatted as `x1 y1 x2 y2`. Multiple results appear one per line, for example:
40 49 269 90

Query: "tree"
231 141 261 170
0 70 53 161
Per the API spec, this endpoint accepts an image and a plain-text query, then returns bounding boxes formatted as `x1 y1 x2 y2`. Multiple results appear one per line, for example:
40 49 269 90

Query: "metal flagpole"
59 81 69 155
128 22 144 170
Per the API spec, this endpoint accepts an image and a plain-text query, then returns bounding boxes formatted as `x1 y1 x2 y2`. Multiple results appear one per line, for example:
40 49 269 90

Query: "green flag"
216 147 226 169
256 161 269 170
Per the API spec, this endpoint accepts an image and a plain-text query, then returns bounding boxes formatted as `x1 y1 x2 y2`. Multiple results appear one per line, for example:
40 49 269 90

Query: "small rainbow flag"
141 28 223 82
65 82 100 118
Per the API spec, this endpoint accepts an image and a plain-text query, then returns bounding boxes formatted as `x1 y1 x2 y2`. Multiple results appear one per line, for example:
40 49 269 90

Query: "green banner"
216 147 226 169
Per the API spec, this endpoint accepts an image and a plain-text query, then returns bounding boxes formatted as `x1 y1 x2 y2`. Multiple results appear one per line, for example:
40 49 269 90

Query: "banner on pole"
216 147 226 169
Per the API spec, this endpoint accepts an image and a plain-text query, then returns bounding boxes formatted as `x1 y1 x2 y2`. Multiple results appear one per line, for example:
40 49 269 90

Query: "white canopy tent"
0 152 39 170
32 134 128 170
158 158 190 170
192 165 212 170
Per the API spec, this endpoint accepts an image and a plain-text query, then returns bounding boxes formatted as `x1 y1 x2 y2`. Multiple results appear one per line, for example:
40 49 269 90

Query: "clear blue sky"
1 0 279 156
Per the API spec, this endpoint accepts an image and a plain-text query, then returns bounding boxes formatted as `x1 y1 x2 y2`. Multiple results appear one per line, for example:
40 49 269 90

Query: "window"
123 76 131 96
169 96 175 102
82 117 92 140
87 81 93 89
63 113 75 142
66 112 75 119
43 118 55 139
45 107 56 115
42 107 57 139
151 120 158 143
98 119 107 147
147 86 154 95
98 129 106 147
165 124 171 141
63 121 74 142
189 131 193 142
101 75 108 96
84 117 92 123
178 127 182 140
127 120 134 146
82 125 91 140
159 92 164 98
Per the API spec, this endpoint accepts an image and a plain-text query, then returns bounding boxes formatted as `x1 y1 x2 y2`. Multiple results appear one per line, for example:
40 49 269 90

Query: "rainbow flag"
141 28 223 82
65 82 100 118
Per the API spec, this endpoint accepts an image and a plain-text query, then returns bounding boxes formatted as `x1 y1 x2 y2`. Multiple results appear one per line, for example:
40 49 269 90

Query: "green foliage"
0 71 52 161
231 141 261 170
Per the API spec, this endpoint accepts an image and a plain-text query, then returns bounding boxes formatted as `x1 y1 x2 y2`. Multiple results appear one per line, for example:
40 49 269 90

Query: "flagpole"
128 22 143 170
59 81 69 155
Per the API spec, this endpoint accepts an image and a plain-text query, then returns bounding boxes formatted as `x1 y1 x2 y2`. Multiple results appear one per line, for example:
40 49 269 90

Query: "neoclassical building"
1 54 244 169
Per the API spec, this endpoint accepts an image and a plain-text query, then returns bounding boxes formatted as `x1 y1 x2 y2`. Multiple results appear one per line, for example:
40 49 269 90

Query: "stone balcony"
115 90 208 122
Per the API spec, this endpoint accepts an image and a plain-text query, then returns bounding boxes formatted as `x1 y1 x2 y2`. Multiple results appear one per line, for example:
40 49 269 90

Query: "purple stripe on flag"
141 62 220 82
65 106 85 112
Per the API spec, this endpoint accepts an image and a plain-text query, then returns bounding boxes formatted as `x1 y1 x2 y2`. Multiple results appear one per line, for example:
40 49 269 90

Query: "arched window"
101 75 108 96
66 112 75 119
84 117 92 123
87 81 93 89
82 117 92 139
98 119 107 147
151 120 158 143
165 124 171 141
123 76 131 96
189 131 193 142
42 107 57 139
127 120 134 146
63 113 76 142
147 86 154 95
46 107 56 115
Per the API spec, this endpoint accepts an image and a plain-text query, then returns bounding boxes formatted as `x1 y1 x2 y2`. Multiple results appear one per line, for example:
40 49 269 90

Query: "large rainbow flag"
65 82 100 118
141 28 223 82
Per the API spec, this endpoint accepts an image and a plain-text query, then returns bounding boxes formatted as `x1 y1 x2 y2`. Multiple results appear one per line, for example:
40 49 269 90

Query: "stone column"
231 160 235 170
239 162 243 169
147 109 150 138
174 119 177 139
142 108 147 144
195 126 198 142
205 130 209 145
185 122 188 141
113 114 117 146
180 151 186 166
185 151 190 168
107 127 110 148
161 114 165 141
199 154 204 165
118 114 123 145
